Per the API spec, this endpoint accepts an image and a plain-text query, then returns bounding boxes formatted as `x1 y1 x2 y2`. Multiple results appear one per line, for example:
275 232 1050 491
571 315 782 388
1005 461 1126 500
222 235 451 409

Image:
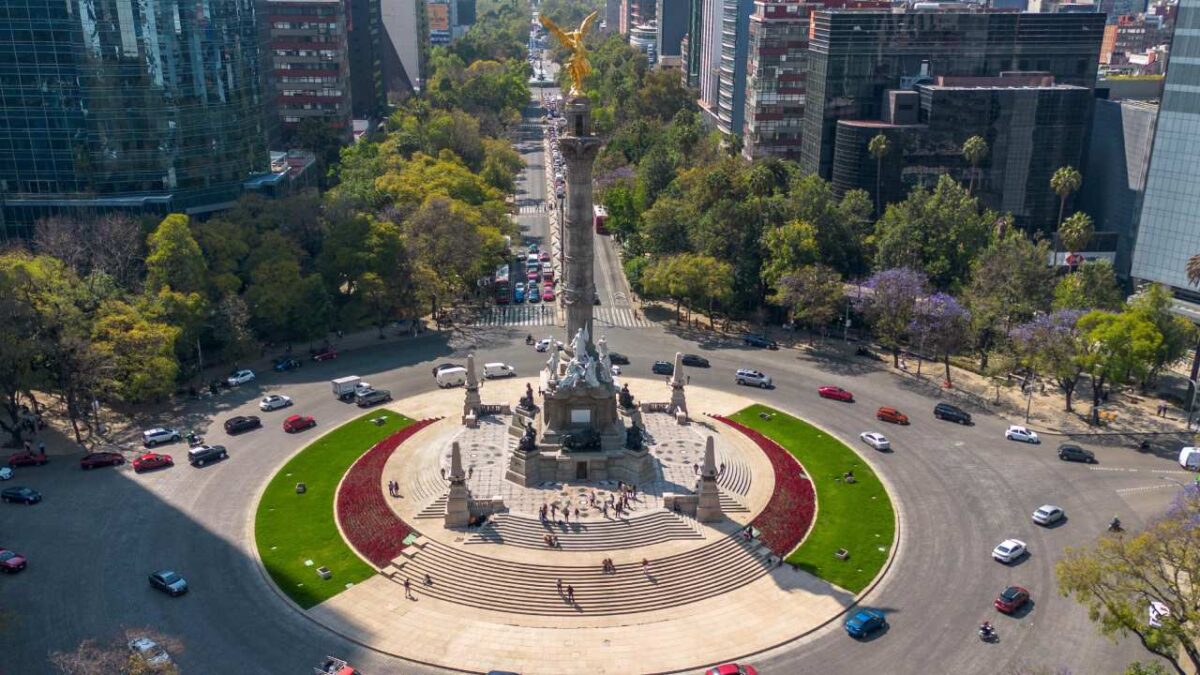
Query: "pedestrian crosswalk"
518 205 544 214
469 305 652 328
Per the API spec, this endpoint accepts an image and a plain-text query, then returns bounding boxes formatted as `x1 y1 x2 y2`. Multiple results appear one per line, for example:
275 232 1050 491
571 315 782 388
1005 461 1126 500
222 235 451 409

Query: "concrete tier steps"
716 454 751 496
384 536 773 616
719 491 750 513
464 510 703 550
411 467 448 503
415 493 448 519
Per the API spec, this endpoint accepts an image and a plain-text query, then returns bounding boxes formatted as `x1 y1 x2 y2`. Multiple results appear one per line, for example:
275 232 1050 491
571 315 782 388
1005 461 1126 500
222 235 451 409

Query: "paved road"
0 324 1175 674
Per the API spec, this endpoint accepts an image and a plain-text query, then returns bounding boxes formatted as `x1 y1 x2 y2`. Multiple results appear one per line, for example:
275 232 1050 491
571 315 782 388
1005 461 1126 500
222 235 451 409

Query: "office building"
684 0 705 86
382 0 426 94
1131 0 1200 304
714 0 756 135
606 0 625 33
800 11 1106 180
1080 99 1158 279
698 0 725 112
348 0 388 120
268 0 354 137
0 0 270 237
830 75 1092 231
630 23 659 64
657 0 690 67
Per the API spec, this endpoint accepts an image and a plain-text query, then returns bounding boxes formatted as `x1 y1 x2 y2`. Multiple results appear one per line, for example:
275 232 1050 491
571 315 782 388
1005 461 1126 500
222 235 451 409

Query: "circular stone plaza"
256 368 894 674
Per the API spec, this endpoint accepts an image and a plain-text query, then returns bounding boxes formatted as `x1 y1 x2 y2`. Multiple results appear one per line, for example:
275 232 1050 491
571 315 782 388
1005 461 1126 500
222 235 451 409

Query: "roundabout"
255 376 894 674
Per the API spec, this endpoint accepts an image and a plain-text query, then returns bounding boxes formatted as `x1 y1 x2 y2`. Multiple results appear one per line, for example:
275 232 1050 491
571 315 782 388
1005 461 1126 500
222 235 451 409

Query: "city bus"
495 264 511 304
593 204 608 234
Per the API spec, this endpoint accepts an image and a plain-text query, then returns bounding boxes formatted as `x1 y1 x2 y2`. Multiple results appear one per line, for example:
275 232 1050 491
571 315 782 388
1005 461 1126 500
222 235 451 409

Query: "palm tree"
1058 211 1094 269
1187 254 1200 287
962 136 988 196
1050 165 1082 228
868 133 891 219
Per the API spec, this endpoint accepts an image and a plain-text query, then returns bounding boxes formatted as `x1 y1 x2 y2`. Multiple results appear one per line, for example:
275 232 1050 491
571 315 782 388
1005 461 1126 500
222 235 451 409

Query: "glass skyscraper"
0 0 270 237
1131 0 1200 299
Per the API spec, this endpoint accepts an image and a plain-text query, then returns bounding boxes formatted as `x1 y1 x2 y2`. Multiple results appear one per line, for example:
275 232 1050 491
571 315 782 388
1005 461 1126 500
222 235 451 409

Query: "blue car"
514 283 526 303
844 609 887 638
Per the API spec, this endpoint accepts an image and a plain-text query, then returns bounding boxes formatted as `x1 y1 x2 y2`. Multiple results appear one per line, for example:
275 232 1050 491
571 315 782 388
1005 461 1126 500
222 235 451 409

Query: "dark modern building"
684 0 704 86
0 0 270 238
831 75 1092 231
1080 98 1158 280
656 0 689 67
800 10 1106 180
348 0 387 120
1132 0 1200 304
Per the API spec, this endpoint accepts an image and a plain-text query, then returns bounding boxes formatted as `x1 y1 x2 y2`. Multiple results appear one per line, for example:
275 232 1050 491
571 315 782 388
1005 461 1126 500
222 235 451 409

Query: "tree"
760 219 820 290
1010 310 1085 411
1076 310 1162 421
34 213 144 290
296 117 346 184
1053 260 1126 312
1128 283 1198 388
1187 253 1200 288
90 300 181 403
1059 211 1095 263
962 135 989 196
773 264 844 340
863 268 929 366
1057 485 1200 674
874 175 993 290
1051 165 1082 228
962 232 1055 369
641 253 729 325
51 628 183 675
909 292 971 385
639 197 695 257
144 214 207 295
868 133 891 218
785 174 872 277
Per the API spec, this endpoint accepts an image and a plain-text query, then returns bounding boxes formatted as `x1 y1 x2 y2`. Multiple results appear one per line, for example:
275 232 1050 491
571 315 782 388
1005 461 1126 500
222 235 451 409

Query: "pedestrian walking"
566 584 575 603
37 440 45 455
642 558 650 575
557 578 563 594
424 573 433 586
404 578 413 599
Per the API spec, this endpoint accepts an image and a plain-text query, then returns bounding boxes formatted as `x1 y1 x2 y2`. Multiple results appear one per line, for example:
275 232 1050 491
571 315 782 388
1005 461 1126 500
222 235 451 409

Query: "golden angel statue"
539 11 598 95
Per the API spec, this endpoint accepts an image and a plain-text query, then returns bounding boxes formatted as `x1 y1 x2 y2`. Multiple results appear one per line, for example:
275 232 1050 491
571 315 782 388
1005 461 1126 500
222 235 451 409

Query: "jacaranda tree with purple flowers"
1010 310 1085 411
909 293 971 386
864 268 929 367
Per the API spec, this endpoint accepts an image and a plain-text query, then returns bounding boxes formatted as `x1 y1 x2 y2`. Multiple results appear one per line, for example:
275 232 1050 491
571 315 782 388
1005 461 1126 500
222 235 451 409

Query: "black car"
651 360 674 375
1 487 41 504
681 354 710 368
608 352 630 365
1058 444 1097 463
273 357 301 372
223 416 262 434
188 445 228 467
431 363 462 376
933 402 972 425
148 569 189 596
742 334 778 349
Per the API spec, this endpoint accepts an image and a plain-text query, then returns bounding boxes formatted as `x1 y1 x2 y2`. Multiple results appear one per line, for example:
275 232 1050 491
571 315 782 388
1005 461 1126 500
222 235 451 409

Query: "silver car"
1032 505 1064 525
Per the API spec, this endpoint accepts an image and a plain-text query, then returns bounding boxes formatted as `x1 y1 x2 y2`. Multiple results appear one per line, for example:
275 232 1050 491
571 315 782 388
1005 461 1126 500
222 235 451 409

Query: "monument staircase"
464 510 703 550
411 470 449 519
384 534 775 616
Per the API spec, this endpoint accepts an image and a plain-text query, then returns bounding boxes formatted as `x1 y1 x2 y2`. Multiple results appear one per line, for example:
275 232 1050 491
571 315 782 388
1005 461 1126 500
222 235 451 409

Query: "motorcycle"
1109 518 1123 533
525 334 534 346
186 432 204 447
978 625 997 642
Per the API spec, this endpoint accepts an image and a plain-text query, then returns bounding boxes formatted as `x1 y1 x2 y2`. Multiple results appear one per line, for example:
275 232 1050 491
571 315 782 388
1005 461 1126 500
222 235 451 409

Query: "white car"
611 365 621 376
860 432 891 451
128 636 173 668
141 427 181 448
0 466 12 481
735 368 772 388
259 394 293 411
227 369 255 386
534 338 556 352
992 538 1028 564
1032 504 1064 525
1005 425 1040 444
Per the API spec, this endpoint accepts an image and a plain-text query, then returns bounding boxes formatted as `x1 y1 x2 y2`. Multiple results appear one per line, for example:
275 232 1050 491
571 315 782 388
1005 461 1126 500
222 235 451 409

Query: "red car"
283 414 317 433
312 346 338 362
7 451 47 468
542 284 555 301
818 386 854 402
0 548 27 573
80 452 125 470
876 406 910 424
132 452 174 473
994 585 1030 614
706 665 758 675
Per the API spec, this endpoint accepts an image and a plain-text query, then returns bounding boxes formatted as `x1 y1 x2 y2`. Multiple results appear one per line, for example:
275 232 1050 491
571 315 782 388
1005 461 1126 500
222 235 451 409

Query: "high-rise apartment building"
684 0 705 86
714 0 755 136
698 0 725 112
1131 0 1200 301
268 0 354 137
800 11 1105 180
0 0 270 237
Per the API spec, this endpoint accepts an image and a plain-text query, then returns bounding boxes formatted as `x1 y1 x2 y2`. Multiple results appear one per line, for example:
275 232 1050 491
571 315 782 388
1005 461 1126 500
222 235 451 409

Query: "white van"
1180 447 1200 471
435 367 468 388
484 363 515 379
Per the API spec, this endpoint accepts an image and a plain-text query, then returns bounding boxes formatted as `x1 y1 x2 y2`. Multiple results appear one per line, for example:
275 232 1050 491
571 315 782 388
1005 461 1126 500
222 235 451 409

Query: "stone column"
445 441 471 528
668 351 688 419
696 436 723 523
559 96 603 346
463 353 482 425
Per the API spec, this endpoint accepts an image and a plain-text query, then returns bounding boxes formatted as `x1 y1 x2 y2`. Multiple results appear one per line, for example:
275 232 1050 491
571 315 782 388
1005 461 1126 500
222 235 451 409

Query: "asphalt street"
0 64 1181 675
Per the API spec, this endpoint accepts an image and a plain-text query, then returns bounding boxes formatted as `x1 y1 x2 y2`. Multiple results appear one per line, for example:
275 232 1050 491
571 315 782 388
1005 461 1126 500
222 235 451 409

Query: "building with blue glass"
0 0 271 238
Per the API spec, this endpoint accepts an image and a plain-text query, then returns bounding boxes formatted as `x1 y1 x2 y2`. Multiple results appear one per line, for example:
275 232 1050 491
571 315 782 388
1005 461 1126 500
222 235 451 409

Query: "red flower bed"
336 418 438 567
712 415 816 556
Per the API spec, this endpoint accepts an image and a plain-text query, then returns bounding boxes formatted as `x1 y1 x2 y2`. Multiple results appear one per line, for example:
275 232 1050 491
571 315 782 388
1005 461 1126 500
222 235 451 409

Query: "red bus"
593 204 608 234
495 264 511 304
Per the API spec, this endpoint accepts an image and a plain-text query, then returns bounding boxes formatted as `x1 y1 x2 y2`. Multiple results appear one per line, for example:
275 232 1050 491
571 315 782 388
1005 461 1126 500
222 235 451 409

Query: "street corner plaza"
278 375 891 674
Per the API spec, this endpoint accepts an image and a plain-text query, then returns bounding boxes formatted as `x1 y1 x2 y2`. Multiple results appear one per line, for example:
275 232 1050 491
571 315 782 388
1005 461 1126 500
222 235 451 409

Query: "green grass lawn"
255 411 414 609
731 404 895 594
